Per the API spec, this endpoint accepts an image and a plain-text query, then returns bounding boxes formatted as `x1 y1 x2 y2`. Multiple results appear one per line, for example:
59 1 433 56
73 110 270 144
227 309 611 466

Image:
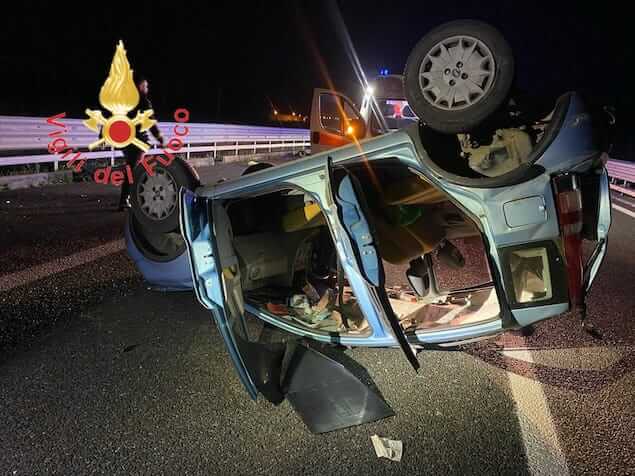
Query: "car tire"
404 19 514 134
241 161 274 175
124 212 193 290
129 157 199 233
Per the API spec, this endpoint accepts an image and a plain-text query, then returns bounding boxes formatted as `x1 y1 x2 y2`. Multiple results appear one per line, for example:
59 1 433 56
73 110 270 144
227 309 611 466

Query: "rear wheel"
404 19 514 133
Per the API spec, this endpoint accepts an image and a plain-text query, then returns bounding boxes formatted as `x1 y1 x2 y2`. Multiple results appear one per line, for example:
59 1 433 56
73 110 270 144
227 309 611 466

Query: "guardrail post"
253 140 256 155
213 142 216 165
235 141 239 156
269 140 272 153
110 146 115 167
53 159 58 171
187 142 191 160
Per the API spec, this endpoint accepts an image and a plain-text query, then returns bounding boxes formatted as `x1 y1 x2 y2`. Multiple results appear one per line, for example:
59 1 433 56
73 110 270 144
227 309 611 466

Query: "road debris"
371 434 403 462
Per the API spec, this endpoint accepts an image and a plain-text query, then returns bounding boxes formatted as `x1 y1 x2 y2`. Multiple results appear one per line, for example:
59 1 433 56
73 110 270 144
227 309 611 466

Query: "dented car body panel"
176 91 611 402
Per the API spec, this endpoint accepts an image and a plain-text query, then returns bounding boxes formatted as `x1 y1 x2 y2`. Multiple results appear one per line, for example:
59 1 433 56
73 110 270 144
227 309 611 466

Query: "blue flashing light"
379 68 389 76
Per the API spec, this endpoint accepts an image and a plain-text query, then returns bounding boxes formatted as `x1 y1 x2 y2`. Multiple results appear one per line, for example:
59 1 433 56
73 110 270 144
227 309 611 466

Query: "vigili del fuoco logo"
83 40 158 152
45 41 190 186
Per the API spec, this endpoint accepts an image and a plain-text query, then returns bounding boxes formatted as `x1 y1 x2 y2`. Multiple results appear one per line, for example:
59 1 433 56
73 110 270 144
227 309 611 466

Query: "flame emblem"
99 40 139 115
83 41 156 151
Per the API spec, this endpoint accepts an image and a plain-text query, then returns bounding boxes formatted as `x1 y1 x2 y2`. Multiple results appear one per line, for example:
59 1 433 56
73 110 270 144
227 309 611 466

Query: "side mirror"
343 118 367 140
406 257 431 297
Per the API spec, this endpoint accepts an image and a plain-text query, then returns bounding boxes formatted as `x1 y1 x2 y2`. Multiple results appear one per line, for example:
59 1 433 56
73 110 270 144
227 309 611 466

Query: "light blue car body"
129 92 611 399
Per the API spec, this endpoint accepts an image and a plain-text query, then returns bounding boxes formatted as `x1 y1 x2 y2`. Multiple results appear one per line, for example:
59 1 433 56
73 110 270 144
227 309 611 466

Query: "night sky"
1 0 631 150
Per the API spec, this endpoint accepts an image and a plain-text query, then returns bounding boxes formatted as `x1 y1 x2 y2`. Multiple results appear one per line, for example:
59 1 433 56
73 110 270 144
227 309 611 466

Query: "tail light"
553 174 584 310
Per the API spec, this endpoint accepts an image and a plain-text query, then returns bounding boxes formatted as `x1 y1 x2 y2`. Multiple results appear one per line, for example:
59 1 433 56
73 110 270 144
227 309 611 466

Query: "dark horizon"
2 1 631 147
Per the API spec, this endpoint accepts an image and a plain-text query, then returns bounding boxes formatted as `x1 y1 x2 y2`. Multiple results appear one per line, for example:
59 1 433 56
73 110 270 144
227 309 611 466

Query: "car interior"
221 157 501 337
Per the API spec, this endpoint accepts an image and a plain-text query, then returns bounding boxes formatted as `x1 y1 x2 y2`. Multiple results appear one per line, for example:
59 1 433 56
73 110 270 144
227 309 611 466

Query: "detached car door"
310 89 367 154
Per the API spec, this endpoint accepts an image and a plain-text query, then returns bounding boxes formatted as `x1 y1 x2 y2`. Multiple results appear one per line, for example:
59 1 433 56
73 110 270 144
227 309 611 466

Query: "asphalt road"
0 162 633 475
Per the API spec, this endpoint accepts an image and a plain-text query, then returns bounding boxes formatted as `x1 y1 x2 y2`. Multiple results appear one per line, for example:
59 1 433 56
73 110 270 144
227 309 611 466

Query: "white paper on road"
370 434 403 462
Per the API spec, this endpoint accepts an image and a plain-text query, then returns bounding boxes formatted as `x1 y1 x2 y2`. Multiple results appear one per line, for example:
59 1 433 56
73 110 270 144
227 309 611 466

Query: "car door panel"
328 162 420 370
310 88 366 154
179 188 259 400
331 174 382 287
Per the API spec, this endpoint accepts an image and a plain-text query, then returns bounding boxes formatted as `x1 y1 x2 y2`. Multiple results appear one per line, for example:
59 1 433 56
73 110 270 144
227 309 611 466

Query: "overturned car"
125 20 612 431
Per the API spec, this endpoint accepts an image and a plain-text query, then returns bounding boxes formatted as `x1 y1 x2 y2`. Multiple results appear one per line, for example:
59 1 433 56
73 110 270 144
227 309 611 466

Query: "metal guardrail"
606 159 635 185
0 115 311 170
2 116 632 185
607 158 635 197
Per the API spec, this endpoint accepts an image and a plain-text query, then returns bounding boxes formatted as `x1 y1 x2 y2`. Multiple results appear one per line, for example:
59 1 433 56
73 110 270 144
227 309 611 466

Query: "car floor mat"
282 344 394 433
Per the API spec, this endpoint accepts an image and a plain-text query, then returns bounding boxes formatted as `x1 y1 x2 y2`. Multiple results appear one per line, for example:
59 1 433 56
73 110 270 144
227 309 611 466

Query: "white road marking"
0 239 125 292
507 342 570 475
502 346 625 370
612 204 635 219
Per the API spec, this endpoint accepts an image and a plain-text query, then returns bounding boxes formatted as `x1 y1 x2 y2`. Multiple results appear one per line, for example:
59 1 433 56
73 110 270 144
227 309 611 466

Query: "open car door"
179 188 288 403
310 89 367 154
179 189 258 398
328 161 420 370
179 183 410 431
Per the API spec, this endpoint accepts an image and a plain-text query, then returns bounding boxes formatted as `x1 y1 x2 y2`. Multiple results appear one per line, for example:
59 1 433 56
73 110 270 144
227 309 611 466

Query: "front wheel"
124 213 193 290
404 19 515 134
129 157 199 233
